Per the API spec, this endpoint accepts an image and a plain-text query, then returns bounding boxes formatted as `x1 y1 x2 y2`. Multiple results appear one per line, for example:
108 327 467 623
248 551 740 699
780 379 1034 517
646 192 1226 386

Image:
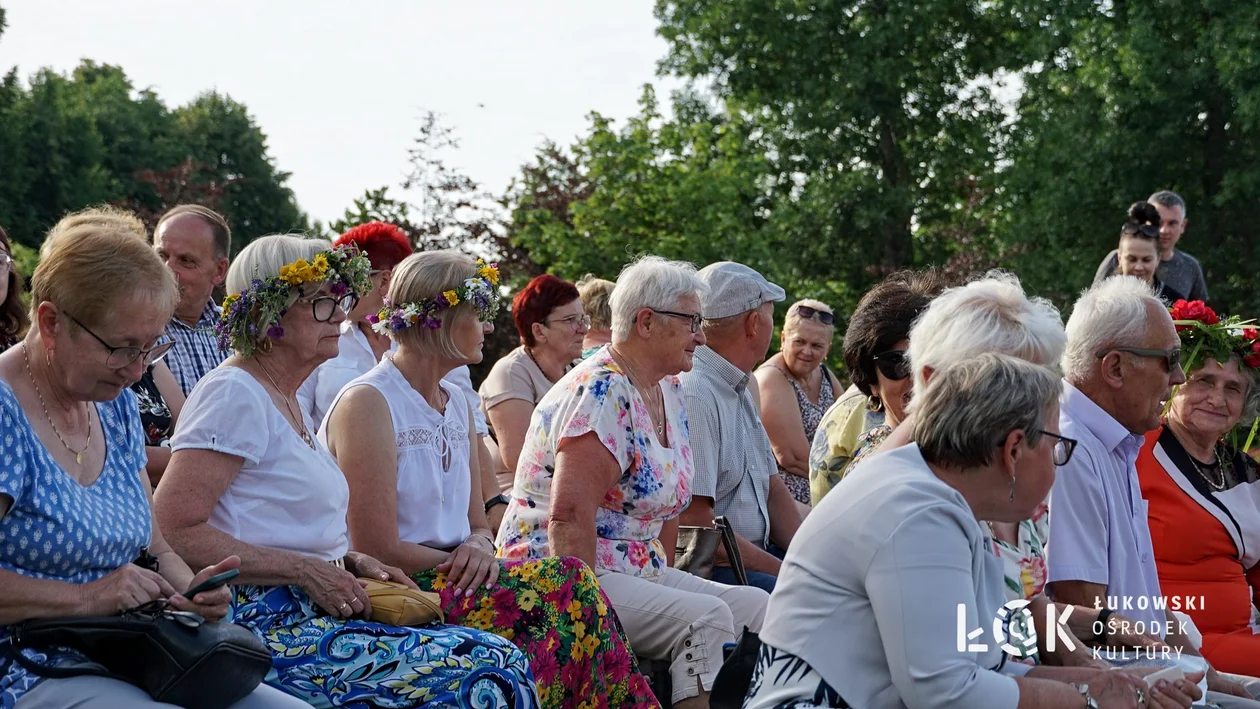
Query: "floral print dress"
496 350 693 582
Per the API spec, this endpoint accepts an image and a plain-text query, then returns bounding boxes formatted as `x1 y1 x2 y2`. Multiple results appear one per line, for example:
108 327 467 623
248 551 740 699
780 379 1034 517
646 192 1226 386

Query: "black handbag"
4 600 273 709
710 626 762 709
675 516 749 585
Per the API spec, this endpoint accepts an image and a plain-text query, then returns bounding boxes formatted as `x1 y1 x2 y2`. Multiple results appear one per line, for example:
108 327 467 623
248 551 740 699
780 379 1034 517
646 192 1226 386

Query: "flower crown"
218 245 373 357
1169 299 1260 451
368 260 501 335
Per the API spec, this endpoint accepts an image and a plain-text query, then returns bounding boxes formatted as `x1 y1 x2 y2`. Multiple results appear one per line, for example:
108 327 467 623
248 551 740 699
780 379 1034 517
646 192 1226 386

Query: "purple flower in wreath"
330 281 348 297
390 314 408 331
266 325 285 339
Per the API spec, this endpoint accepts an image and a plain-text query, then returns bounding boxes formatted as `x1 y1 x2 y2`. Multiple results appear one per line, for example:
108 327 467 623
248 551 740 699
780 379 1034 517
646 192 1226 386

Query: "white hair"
610 255 706 341
908 270 1066 399
1062 275 1164 385
226 234 330 296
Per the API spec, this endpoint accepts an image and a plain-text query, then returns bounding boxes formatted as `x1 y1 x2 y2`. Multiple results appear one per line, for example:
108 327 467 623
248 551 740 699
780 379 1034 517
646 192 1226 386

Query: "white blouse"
171 366 350 562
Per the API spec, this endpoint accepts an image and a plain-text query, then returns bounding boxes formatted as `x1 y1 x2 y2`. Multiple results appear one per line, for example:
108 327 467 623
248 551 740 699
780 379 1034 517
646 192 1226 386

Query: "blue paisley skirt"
231 584 539 708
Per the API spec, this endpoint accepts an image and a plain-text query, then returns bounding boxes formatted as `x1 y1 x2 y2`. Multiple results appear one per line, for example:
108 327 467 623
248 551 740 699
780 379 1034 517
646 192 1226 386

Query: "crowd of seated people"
1 190 1258 709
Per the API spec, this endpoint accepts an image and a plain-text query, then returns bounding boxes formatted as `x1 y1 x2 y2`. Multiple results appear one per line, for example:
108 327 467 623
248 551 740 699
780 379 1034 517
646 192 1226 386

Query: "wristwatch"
1071 682 1100 709
1094 608 1115 644
484 493 511 514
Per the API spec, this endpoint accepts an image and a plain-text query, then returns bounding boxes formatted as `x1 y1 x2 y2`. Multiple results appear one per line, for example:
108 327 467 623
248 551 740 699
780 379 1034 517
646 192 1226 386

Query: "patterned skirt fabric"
743 641 850 709
779 470 812 506
412 556 660 709
231 584 539 708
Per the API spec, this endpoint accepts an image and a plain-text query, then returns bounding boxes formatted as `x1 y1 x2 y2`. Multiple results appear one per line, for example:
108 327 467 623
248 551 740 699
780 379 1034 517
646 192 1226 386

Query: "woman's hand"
168 556 241 622
436 535 500 597
81 563 179 615
345 551 418 590
1108 612 1166 650
297 558 371 620
1099 669 1204 709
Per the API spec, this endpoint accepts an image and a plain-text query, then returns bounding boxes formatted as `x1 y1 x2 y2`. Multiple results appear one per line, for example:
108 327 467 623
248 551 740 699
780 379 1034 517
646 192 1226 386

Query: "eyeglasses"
545 313 591 330
64 312 173 369
651 309 704 333
304 294 359 322
1036 429 1078 466
793 305 835 326
872 349 911 381
1122 222 1160 239
1095 346 1182 372
0 252 12 273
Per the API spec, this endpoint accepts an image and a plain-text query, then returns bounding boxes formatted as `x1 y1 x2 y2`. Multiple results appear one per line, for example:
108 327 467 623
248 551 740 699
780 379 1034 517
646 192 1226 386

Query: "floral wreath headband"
217 245 373 357
367 259 501 335
1167 299 1260 450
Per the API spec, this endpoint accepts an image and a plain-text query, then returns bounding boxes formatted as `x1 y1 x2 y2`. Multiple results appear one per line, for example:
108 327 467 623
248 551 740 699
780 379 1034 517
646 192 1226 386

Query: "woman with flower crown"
320 250 660 709
1136 298 1260 677
153 235 538 708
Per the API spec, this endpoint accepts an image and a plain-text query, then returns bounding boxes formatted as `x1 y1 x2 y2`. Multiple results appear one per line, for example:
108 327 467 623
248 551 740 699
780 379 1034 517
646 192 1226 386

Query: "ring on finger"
1135 687 1146 707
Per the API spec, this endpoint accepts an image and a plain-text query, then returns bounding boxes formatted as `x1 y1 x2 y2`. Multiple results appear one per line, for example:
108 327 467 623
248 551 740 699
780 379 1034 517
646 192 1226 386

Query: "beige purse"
359 579 445 626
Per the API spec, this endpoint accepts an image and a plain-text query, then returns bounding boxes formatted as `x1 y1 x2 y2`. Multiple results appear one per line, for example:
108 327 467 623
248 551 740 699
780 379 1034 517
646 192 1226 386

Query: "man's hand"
1207 667 1251 698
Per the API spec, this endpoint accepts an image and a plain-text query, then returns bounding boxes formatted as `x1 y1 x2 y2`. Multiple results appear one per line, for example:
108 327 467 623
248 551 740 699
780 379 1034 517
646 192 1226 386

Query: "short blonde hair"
40 205 148 258
31 211 177 329
225 235 330 355
576 274 615 331
387 250 479 359
784 299 835 334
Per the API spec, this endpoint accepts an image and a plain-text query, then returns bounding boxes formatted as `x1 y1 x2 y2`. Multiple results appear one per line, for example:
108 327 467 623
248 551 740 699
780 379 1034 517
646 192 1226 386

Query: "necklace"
256 359 316 450
612 348 666 438
22 343 92 465
1189 445 1230 492
524 346 562 384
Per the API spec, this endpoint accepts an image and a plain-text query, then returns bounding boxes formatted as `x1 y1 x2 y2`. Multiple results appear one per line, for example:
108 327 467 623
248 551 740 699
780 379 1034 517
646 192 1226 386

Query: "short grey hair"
1062 276 1164 384
908 270 1066 402
1148 190 1187 219
226 234 329 296
610 255 706 341
915 353 1062 469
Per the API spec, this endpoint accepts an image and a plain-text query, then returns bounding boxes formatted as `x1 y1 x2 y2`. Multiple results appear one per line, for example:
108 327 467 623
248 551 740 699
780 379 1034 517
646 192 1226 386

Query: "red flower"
1169 299 1218 326
1247 342 1260 369
1244 328 1259 342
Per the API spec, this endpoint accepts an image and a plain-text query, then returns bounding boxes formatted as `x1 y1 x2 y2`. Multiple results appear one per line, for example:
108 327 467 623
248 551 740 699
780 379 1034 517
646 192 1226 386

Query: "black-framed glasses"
1095 346 1182 372
545 313 591 330
1122 222 1160 239
651 309 704 333
305 294 359 322
64 312 173 369
872 349 911 381
793 305 835 325
1036 429 1078 466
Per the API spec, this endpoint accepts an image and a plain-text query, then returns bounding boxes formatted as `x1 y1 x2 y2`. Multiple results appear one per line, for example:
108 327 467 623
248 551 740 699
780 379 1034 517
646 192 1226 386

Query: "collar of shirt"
168 300 222 332
694 345 751 393
1061 380 1145 459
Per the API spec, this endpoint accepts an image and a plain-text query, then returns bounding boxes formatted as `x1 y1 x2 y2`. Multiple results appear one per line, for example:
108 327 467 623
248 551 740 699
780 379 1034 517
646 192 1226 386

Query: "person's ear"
212 257 229 287
920 365 936 386
531 320 547 345
34 301 62 346
1099 351 1126 390
381 269 393 289
1002 428 1026 474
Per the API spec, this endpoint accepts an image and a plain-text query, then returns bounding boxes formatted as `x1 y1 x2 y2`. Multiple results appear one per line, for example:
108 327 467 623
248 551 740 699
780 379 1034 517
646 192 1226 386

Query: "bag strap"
1 637 121 683
716 516 749 586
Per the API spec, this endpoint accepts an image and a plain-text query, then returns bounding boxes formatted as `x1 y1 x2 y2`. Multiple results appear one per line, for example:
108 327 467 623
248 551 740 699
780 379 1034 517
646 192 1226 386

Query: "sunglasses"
794 305 834 326
1122 222 1160 239
872 349 911 381
1095 346 1182 373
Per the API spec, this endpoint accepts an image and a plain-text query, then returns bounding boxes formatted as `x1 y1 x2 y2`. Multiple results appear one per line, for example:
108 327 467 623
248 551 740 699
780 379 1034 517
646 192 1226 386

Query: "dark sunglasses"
794 305 835 326
1095 346 1182 373
872 349 911 381
1122 222 1160 239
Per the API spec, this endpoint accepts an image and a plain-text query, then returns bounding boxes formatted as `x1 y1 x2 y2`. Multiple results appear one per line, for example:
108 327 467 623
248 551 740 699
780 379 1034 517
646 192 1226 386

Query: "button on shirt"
1047 381 1168 637
163 300 229 397
680 346 773 547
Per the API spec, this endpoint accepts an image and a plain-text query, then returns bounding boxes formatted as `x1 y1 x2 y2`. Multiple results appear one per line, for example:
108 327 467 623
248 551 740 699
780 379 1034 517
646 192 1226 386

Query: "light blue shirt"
1046 381 1168 637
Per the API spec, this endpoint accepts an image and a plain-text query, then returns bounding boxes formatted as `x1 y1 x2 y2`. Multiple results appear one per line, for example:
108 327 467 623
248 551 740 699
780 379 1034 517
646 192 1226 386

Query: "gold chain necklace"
22 343 92 465
256 359 316 450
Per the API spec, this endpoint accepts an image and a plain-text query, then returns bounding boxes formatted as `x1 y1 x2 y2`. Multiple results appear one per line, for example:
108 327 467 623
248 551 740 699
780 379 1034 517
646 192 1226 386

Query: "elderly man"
1047 276 1259 706
152 204 231 395
679 261 801 592
1094 190 1208 301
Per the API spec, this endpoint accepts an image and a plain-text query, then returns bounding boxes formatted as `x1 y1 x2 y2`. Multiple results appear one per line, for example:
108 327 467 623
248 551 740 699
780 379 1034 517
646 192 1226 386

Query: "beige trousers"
598 566 769 704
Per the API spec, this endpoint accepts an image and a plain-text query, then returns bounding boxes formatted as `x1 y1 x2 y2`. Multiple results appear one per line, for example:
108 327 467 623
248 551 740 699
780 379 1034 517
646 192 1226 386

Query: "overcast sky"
1 1 676 224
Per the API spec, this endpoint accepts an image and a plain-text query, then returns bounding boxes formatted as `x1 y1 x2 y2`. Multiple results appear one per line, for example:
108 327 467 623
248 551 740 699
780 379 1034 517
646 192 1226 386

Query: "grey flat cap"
696 261 786 320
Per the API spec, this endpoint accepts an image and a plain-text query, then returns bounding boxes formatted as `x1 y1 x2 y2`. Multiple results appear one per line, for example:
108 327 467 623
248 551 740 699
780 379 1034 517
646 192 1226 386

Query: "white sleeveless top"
323 357 473 550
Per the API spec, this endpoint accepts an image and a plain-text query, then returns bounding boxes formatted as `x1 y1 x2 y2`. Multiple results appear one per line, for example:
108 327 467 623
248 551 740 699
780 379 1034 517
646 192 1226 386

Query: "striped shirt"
680 345 773 547
163 300 229 396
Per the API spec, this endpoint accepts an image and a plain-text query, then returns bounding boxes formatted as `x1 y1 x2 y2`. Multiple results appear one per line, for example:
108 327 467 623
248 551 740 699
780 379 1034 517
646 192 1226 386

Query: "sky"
1 1 678 225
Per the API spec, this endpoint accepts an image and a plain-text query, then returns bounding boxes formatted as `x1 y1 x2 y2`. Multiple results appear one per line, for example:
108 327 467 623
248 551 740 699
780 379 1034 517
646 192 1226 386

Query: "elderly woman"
745 353 1203 709
576 274 614 358
496 255 768 709
153 235 537 708
0 225 28 352
321 250 658 708
0 214 304 708
1114 202 1186 305
755 300 843 507
480 274 588 477
1137 301 1260 676
808 271 947 505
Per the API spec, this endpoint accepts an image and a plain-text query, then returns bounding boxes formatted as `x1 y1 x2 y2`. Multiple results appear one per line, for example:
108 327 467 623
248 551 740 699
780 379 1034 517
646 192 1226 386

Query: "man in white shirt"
1047 276 1256 704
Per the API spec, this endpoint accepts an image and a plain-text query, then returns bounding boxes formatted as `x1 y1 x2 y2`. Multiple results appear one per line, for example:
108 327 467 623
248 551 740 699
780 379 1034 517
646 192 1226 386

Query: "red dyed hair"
334 222 412 271
512 274 580 348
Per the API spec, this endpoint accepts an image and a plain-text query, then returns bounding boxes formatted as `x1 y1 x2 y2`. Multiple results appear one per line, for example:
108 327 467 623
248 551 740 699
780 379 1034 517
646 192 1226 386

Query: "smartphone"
185 569 240 598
